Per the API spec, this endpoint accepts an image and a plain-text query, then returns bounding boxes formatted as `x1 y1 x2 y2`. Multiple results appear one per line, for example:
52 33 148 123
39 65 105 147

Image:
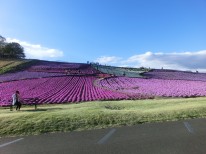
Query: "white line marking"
97 128 116 144
0 138 24 148
183 122 194 133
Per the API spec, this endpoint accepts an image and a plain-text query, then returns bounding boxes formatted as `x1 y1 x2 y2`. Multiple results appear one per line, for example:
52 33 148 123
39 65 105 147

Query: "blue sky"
0 0 206 71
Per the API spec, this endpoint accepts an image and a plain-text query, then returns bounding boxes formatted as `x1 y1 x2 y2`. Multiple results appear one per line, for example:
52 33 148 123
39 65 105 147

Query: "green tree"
0 35 6 44
0 35 25 59
0 35 6 57
2 42 25 59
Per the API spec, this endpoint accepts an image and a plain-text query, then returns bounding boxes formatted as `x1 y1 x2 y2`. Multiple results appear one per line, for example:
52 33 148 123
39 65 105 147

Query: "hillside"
91 64 147 78
0 59 206 107
0 59 37 74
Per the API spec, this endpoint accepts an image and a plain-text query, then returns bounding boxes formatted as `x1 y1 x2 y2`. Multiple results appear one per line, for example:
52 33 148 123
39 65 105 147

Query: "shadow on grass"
21 108 63 112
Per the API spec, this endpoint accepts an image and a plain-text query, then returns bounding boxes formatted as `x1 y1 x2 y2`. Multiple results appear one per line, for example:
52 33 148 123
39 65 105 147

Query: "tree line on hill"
0 35 25 59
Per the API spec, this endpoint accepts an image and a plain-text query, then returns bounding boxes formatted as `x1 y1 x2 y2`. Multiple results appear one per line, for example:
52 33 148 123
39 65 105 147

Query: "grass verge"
1 97 206 137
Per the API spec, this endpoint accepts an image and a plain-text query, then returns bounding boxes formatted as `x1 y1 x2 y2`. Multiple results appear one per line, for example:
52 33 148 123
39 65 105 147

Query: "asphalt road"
1 118 206 154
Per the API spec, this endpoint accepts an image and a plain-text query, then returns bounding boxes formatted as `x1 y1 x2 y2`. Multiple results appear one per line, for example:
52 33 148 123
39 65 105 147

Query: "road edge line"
97 128 116 144
183 122 194 134
0 138 24 148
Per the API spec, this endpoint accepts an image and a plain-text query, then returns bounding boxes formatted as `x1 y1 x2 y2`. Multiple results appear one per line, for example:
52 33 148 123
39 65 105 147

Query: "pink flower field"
1 61 206 106
97 77 206 98
0 76 129 106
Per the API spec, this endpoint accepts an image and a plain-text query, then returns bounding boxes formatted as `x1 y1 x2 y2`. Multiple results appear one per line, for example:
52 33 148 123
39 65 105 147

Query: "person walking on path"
12 91 22 111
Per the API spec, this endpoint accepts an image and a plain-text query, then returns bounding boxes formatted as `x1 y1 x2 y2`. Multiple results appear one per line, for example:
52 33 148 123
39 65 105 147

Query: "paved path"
1 118 206 154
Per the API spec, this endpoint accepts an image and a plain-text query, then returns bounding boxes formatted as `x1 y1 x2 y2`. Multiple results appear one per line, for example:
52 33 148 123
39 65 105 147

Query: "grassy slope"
1 97 206 137
0 60 15 68
0 59 38 74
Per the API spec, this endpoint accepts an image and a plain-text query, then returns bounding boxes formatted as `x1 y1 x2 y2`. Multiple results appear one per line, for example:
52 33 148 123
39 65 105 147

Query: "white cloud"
94 56 122 65
6 38 64 60
126 50 206 71
95 50 206 72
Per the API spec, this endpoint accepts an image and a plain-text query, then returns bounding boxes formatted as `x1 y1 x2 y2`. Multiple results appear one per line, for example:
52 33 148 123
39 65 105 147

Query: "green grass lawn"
1 97 206 137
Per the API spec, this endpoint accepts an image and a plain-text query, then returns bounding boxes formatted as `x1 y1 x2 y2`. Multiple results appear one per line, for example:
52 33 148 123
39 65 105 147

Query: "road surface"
1 118 206 154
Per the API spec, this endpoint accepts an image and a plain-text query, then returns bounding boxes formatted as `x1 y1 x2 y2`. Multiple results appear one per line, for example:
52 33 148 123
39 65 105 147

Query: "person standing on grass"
12 91 22 111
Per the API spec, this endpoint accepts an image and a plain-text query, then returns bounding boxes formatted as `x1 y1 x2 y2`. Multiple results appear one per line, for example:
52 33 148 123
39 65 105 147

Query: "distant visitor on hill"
12 90 22 111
